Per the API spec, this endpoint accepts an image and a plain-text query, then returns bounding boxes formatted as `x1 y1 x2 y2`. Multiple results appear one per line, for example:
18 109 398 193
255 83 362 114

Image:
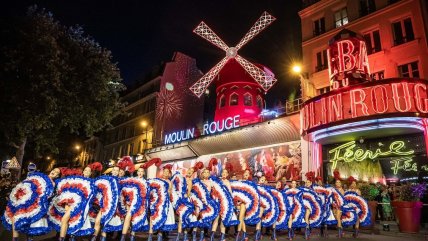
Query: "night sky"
3 0 303 107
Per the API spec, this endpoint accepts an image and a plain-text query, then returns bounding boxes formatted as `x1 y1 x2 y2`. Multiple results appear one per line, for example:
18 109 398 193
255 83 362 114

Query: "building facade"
299 0 428 99
299 0 428 183
79 52 204 167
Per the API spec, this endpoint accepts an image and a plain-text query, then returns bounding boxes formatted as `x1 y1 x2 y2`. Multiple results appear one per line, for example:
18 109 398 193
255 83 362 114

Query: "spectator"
381 185 393 221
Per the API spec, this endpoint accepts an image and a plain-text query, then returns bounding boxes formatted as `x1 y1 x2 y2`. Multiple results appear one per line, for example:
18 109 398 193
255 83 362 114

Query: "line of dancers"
2 156 371 241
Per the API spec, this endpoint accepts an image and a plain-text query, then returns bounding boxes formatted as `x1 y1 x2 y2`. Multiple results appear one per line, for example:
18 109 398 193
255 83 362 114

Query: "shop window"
313 17 325 36
318 86 330 95
363 30 382 54
334 8 348 28
219 95 226 108
244 93 253 106
315 49 328 72
359 0 376 17
370 71 385 80
392 18 415 46
398 61 419 78
257 96 263 109
230 93 239 106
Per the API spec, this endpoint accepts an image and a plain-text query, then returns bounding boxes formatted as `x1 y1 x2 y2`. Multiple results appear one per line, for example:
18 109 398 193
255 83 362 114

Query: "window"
359 0 376 17
398 61 419 78
244 93 253 106
318 86 330 95
313 17 325 36
392 18 415 46
129 143 134 155
219 95 226 108
230 93 239 106
137 141 141 154
316 49 328 72
257 96 263 109
364 30 382 54
334 8 348 28
243 85 252 90
370 71 385 80
230 85 239 90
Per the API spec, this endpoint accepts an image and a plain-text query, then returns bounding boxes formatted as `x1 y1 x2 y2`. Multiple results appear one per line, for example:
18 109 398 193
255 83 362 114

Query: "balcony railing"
286 98 304 115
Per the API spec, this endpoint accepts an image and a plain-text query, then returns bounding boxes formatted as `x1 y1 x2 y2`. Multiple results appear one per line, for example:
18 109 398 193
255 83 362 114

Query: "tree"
0 6 125 178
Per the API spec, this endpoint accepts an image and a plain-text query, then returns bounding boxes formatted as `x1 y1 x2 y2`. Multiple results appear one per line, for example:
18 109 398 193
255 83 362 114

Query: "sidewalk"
359 220 428 239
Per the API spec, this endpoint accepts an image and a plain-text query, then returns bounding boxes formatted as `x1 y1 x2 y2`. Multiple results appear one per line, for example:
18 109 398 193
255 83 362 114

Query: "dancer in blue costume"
47 167 94 241
2 168 59 241
345 176 371 238
284 179 304 241
89 164 120 241
209 161 239 241
300 172 323 240
187 162 204 241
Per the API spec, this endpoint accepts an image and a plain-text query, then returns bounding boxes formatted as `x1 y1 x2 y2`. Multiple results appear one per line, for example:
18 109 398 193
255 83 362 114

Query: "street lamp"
140 120 149 152
291 64 311 101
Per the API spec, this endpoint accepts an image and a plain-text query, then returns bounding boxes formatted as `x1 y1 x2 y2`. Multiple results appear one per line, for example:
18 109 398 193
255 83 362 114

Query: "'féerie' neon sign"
329 140 415 170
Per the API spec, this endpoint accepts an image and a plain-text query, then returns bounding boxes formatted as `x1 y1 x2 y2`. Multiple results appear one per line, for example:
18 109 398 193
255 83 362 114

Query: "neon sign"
164 115 240 145
327 30 370 90
329 140 415 170
203 115 240 135
302 79 428 134
390 157 417 175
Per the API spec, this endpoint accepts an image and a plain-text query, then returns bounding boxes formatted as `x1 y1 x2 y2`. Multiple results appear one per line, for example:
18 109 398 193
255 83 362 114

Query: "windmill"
190 12 278 124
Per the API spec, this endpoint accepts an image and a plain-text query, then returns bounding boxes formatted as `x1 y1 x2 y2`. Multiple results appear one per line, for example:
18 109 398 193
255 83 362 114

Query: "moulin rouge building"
299 0 428 183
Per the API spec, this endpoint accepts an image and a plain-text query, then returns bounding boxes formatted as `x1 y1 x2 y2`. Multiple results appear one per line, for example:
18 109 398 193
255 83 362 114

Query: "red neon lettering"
414 83 428 113
303 105 310 131
327 49 337 84
328 94 343 122
350 89 369 118
309 102 321 128
371 85 389 114
337 40 356 72
392 83 412 112
321 97 327 124
358 40 370 74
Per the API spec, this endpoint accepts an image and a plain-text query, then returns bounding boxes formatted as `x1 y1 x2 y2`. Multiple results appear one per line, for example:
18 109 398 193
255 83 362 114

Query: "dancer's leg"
60 205 71 238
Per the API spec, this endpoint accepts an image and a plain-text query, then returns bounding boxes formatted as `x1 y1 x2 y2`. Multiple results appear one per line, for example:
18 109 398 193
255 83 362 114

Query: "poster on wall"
323 133 428 183
157 141 302 182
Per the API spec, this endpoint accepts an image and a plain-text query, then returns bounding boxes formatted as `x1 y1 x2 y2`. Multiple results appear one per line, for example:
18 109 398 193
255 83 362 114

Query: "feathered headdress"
193 161 204 172
117 156 135 173
348 176 357 183
62 168 83 177
305 171 316 183
225 162 233 173
315 176 323 182
163 164 173 171
88 162 103 172
143 158 162 169
333 169 341 181
208 158 218 171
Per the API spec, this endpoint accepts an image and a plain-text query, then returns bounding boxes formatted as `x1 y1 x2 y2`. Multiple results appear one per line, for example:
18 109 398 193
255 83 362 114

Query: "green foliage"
360 183 380 201
0 6 125 158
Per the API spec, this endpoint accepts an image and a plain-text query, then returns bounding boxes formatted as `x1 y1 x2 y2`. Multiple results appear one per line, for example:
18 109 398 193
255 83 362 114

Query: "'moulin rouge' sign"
302 78 428 134
302 29 428 135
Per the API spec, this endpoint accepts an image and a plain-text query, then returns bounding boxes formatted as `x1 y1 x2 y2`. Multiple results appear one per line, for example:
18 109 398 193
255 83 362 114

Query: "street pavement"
1 227 427 241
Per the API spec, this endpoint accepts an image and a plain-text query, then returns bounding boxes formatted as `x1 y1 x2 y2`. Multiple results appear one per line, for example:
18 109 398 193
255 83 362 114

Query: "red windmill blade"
190 11 277 98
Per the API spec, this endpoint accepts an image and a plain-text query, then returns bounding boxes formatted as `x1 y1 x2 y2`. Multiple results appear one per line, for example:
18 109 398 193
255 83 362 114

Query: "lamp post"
292 64 309 101
140 120 148 152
